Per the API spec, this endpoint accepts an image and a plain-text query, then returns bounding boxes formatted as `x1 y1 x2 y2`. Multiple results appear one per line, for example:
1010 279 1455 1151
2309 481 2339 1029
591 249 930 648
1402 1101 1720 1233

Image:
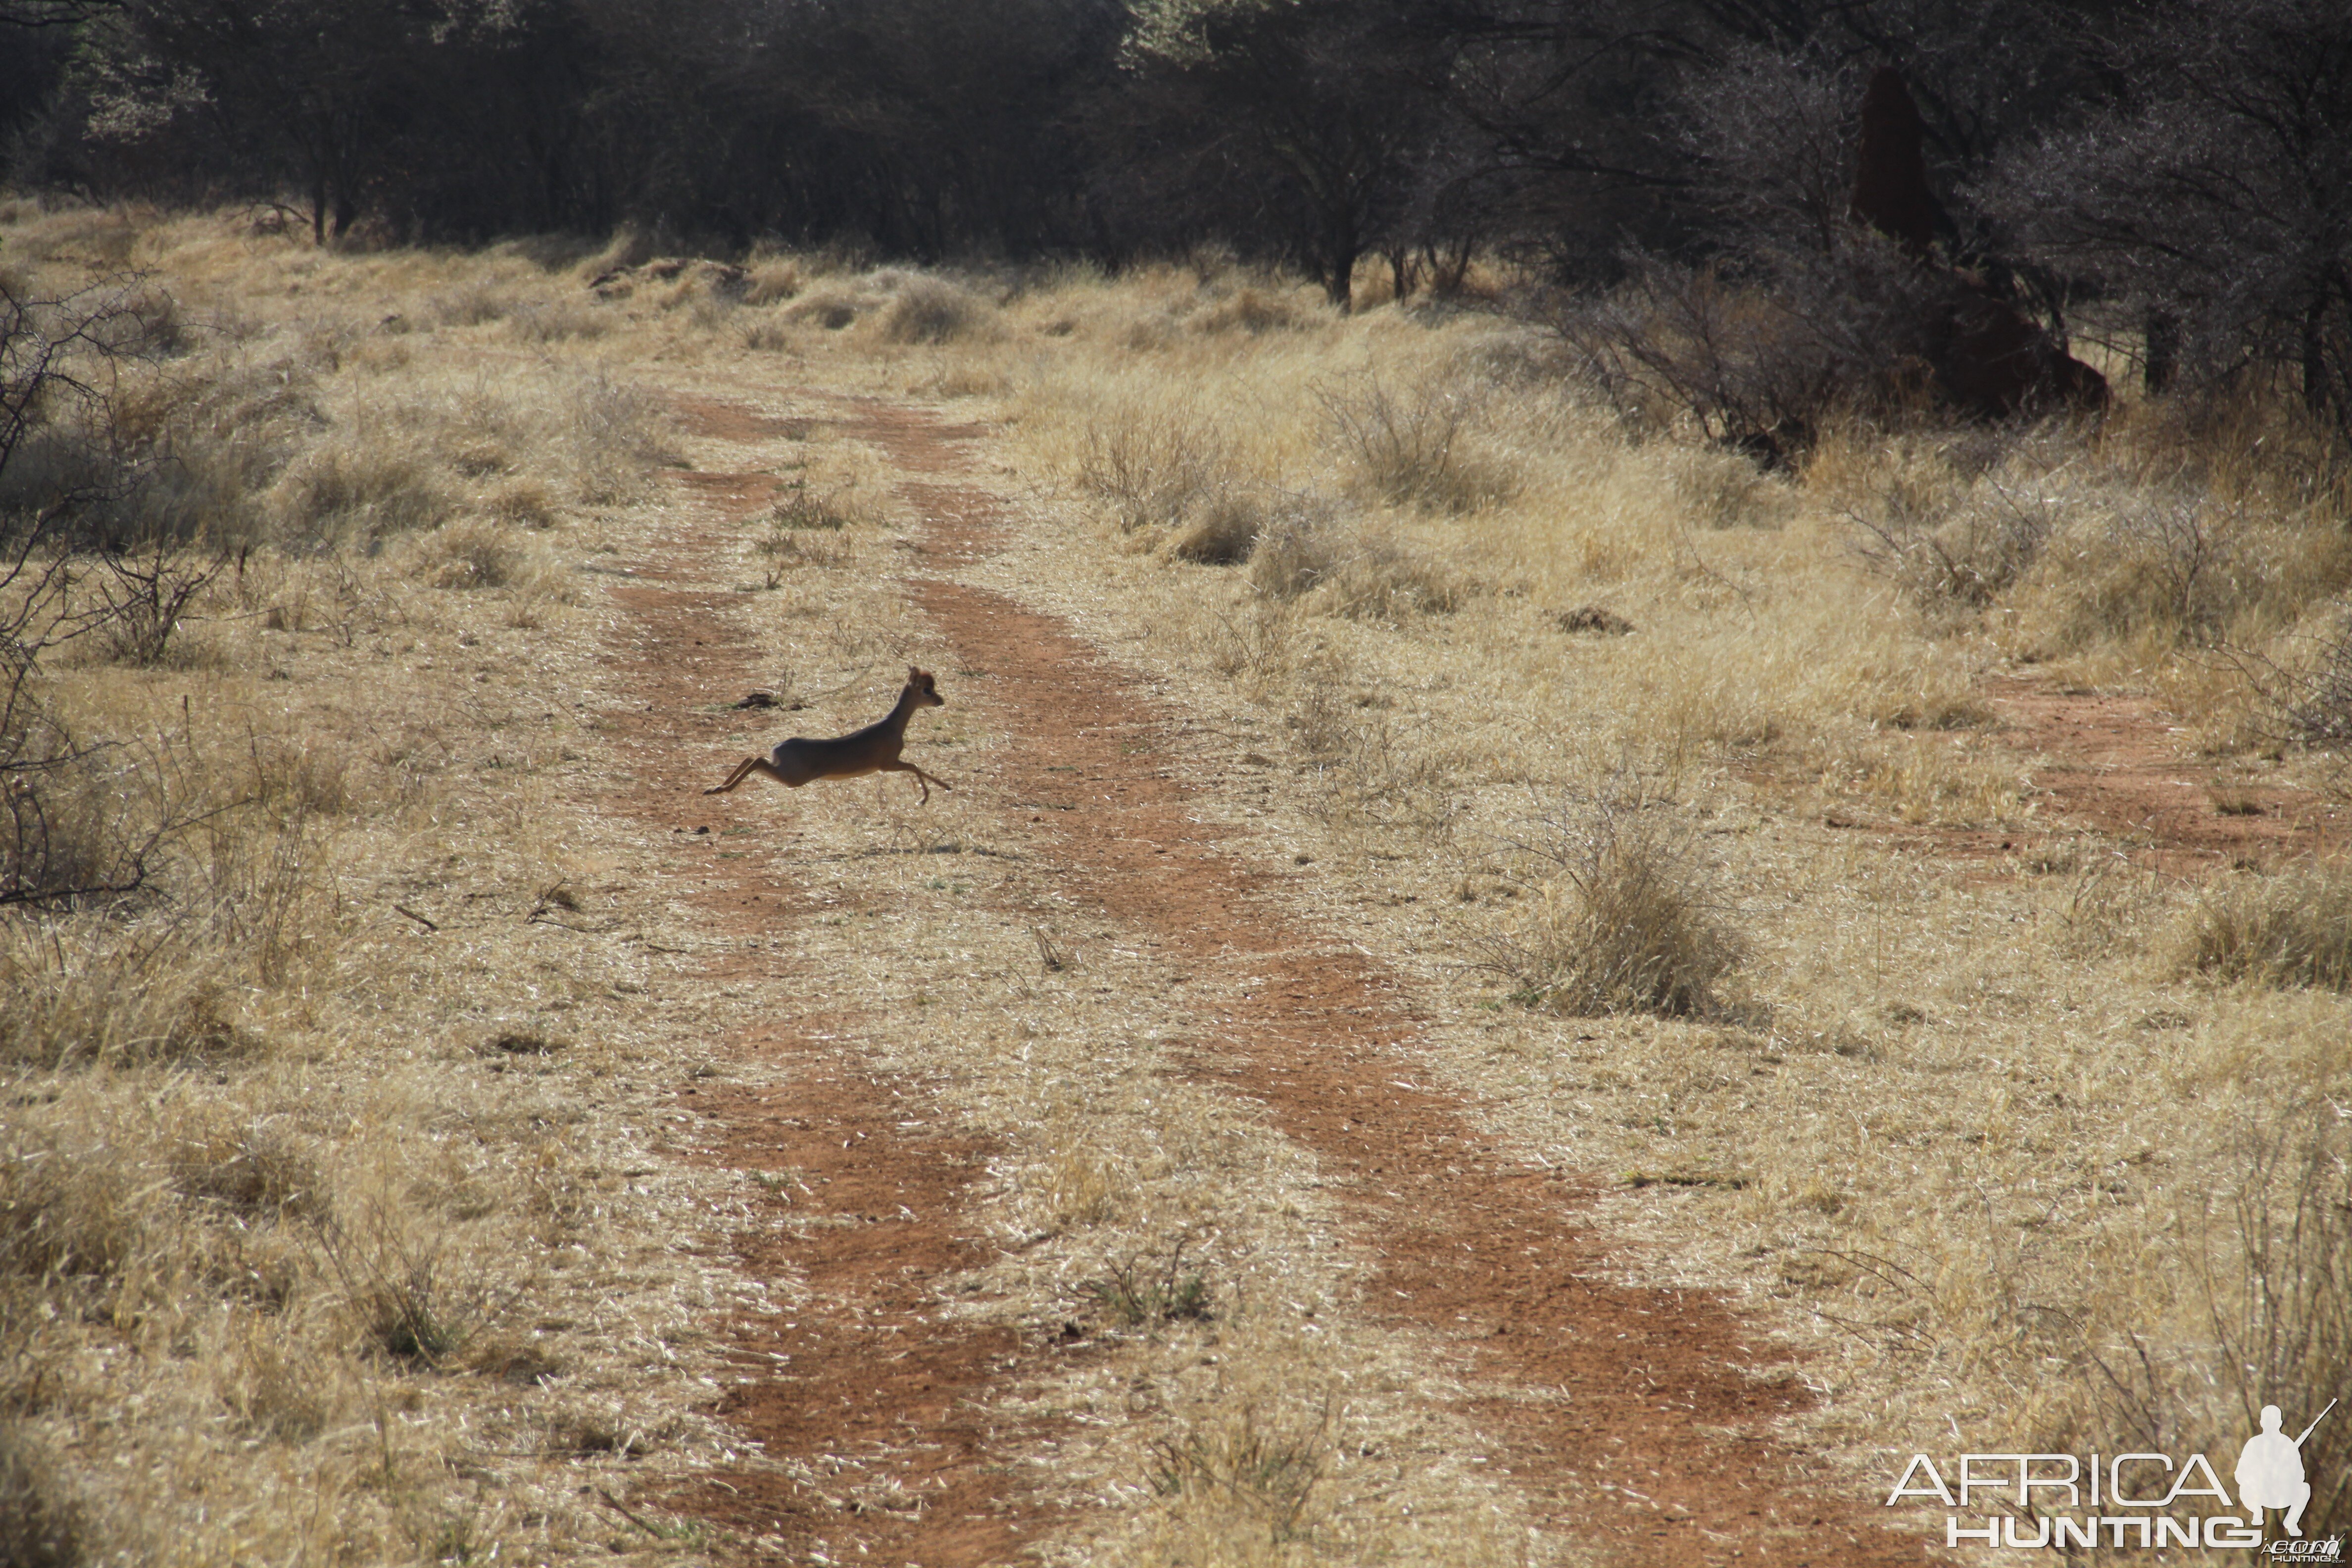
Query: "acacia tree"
83 0 477 243
734 0 1121 256
1990 0 2352 422
1122 0 1450 307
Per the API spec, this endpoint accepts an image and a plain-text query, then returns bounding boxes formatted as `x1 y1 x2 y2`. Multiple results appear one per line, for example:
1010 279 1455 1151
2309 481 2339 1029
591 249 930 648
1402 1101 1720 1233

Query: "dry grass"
969 251 2352 1552
9 204 2352 1564
2173 860 2352 990
1478 781 1743 1017
877 275 1000 345
0 204 743 1564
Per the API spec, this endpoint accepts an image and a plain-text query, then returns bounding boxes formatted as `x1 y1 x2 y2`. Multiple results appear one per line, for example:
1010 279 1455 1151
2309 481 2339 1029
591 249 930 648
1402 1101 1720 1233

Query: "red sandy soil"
588 389 1961 1566
1985 675 2343 870
609 387 2344 1564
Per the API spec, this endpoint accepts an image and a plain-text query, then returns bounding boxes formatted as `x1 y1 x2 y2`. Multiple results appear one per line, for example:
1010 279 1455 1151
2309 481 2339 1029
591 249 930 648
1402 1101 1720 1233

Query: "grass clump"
2173 861 2352 990
1167 490 1267 564
1085 1243 1213 1328
1250 505 1464 619
271 436 452 541
1479 784 1741 1018
1149 1398 1330 1546
878 276 998 344
319 1220 500 1369
1317 373 1512 514
0 1123 143 1283
1191 284 1305 335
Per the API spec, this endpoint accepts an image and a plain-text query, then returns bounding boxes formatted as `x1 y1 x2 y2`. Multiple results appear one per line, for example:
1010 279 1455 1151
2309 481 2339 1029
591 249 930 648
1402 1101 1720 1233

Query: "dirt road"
582 383 1946 1566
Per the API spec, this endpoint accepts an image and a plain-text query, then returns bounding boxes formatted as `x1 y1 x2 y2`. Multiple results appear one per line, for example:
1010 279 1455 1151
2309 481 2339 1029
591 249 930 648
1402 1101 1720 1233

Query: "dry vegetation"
1 203 757 1564
974 254 2352 1556
4 199 2351 1565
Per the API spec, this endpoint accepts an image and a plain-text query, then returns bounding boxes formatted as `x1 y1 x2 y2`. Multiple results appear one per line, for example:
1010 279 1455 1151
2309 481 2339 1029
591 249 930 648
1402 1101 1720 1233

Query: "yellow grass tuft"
1478 784 1743 1017
2174 860 2352 990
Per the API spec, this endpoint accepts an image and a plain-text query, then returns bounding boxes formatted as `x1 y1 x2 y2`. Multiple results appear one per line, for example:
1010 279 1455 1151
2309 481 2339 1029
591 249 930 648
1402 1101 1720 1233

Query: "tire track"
810 394 1931 1567
592 452 1089 1565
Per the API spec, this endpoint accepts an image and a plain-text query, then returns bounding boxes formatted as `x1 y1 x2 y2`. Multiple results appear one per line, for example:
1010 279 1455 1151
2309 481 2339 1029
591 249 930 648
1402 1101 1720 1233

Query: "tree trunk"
1324 253 1354 309
2303 294 2331 415
2144 308 2178 394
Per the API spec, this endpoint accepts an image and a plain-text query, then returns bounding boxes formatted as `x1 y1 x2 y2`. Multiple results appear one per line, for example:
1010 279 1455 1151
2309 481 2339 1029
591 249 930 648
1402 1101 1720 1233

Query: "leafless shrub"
91 541 221 665
1 718 229 915
2044 490 2245 650
1476 782 1742 1017
1552 243 1952 462
2 272 208 550
564 374 676 504
2052 1109 2352 1542
1192 602 1294 686
1085 1239 1213 1327
2172 860 2352 991
2243 606 2352 751
1281 677 1459 841
1076 404 1231 533
1315 374 1510 513
1851 477 2057 611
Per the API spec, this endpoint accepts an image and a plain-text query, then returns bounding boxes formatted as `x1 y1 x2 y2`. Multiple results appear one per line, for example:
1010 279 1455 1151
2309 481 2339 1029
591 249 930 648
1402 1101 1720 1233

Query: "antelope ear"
907 665 920 682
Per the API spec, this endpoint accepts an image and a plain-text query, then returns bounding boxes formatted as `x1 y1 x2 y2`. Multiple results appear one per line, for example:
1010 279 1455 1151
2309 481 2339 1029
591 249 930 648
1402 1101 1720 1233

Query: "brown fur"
705 666 953 802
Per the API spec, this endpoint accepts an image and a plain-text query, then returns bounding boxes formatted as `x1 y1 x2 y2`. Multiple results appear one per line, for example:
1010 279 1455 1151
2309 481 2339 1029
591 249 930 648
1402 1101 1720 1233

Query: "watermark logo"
1885 1399 2341 1552
2242 1403 2329 1541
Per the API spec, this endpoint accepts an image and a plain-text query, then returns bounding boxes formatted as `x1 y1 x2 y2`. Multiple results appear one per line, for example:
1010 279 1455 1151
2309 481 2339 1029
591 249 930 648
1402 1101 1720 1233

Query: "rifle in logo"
2239 1400 2336 1539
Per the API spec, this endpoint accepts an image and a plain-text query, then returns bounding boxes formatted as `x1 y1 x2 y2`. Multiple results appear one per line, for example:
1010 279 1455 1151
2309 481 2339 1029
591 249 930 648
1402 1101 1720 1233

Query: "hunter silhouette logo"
2241 1401 2335 1541
1886 1398 2340 1552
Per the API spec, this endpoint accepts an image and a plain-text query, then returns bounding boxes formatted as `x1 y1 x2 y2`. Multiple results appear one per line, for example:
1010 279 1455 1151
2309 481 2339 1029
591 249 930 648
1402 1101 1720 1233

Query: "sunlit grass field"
4 199 2348 1563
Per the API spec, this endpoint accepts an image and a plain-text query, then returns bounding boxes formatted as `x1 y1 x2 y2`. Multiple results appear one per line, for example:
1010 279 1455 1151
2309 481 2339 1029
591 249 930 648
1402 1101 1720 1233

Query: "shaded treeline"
2 0 2350 420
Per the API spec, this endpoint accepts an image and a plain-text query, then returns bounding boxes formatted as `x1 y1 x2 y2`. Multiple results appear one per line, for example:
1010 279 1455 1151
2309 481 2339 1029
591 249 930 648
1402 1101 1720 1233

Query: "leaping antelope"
705 666 953 802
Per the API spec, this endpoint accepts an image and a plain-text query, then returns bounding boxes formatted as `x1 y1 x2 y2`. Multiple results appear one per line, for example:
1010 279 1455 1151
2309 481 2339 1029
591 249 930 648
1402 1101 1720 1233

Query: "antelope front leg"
882 759 952 804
